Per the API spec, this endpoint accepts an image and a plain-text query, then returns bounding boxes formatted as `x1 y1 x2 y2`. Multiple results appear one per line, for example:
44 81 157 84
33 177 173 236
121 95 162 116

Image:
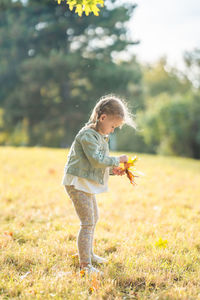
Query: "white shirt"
61 167 110 194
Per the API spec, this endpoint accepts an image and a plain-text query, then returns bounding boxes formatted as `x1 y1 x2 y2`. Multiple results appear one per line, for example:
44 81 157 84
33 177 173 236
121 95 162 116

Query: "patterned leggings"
64 185 99 264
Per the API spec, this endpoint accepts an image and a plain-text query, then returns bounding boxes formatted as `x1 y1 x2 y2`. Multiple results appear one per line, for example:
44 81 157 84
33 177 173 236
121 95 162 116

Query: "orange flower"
90 273 100 289
4 231 13 237
80 269 85 278
89 287 94 293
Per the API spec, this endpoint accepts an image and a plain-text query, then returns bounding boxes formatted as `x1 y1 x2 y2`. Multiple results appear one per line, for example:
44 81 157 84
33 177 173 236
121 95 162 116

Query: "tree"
184 48 200 89
134 51 200 158
137 92 200 158
0 0 142 147
142 57 191 99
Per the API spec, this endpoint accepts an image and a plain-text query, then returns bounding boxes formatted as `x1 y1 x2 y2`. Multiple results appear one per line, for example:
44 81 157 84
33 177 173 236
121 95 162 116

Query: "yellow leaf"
67 0 76 11
91 5 100 16
98 0 104 7
155 237 168 248
127 155 138 164
84 4 91 16
75 4 83 16
58 0 104 17
68 4 74 10
71 254 79 259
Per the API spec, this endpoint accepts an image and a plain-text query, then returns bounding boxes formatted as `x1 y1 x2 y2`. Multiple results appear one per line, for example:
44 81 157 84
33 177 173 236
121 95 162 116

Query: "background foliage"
0 0 200 158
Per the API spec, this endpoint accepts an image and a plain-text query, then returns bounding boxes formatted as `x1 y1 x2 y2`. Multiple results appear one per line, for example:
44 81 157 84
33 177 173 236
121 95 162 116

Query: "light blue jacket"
64 127 120 185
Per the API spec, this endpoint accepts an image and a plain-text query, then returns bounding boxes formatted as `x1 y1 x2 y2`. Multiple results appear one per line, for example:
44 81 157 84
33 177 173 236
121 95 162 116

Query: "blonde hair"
86 94 137 129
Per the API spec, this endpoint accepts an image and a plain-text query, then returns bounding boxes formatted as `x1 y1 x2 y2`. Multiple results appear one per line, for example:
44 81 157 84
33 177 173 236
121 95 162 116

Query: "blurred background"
0 0 200 158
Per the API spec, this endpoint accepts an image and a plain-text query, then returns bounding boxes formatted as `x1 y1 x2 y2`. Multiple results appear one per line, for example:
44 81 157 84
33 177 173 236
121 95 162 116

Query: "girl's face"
97 114 123 135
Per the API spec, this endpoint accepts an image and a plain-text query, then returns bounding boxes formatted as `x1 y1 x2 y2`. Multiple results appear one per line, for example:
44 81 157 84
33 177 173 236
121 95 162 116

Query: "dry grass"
0 146 200 299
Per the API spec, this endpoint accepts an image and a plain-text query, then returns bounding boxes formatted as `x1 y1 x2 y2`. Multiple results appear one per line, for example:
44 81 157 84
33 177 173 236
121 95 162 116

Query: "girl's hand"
124 162 131 169
119 155 128 163
112 167 125 176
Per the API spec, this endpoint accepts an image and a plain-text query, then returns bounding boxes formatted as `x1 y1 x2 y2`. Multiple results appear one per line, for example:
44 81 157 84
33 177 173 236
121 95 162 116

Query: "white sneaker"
80 264 103 277
91 254 108 264
71 253 108 264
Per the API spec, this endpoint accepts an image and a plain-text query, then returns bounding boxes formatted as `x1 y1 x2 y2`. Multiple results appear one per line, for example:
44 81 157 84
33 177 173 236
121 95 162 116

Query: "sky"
126 0 200 69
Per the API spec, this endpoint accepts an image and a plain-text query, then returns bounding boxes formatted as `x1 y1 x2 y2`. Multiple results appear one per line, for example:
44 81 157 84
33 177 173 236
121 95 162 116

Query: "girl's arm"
80 132 125 168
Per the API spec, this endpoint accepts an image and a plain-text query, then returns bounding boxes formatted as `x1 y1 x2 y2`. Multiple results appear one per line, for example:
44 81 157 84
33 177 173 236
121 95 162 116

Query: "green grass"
0 146 200 299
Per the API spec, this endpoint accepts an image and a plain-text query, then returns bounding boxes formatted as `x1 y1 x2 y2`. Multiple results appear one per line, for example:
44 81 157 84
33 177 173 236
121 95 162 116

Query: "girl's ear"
99 114 107 121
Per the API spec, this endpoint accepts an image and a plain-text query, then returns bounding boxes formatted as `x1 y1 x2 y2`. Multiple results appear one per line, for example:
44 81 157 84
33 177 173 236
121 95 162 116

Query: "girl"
62 94 136 276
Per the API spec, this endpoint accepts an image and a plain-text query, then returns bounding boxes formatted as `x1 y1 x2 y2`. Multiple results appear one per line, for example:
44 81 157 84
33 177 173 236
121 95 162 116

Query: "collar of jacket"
86 127 109 143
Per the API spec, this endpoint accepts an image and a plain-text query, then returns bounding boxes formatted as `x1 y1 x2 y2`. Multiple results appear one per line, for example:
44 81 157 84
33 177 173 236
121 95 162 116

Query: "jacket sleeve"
80 132 120 168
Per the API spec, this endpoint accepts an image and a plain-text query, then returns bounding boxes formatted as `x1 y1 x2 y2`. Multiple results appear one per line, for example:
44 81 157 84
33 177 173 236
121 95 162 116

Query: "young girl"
62 94 136 275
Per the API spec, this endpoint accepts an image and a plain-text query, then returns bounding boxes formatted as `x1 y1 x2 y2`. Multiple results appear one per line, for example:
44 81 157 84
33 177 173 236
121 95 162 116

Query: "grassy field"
0 146 200 300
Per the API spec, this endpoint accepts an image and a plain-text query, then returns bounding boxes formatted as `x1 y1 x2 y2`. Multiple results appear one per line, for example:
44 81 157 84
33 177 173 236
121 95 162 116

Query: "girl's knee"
81 222 94 228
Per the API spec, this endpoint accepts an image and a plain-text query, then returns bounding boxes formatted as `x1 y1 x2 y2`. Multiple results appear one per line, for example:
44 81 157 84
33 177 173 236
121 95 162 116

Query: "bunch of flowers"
122 156 140 186
113 155 142 186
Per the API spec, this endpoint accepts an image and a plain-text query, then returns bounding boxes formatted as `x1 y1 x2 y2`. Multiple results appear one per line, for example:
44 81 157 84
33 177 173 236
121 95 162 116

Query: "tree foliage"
138 92 200 158
143 57 192 98
1 1 199 158
137 53 200 159
184 48 200 89
0 0 142 147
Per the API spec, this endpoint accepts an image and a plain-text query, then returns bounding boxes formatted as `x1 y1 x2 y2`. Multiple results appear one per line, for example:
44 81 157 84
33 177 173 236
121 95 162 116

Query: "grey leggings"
64 185 99 265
